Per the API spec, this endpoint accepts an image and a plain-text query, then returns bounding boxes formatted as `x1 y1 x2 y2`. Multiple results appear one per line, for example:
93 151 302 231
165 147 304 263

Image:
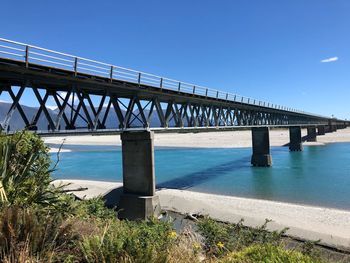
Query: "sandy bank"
54 179 350 250
44 127 350 150
49 148 71 153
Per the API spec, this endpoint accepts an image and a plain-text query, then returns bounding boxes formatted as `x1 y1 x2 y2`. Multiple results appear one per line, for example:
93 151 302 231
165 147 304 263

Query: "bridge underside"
0 58 344 134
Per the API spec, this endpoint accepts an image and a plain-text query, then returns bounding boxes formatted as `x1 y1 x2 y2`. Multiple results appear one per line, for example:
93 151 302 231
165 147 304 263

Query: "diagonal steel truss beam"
0 84 330 133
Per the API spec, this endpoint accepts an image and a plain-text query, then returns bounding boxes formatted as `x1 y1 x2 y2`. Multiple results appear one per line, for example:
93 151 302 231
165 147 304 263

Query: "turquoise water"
51 143 350 210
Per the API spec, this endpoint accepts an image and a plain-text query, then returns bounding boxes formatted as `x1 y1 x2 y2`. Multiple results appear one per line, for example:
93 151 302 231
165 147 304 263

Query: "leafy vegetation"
0 131 72 214
79 219 175 263
74 197 116 220
220 244 326 263
197 217 287 256
0 131 342 262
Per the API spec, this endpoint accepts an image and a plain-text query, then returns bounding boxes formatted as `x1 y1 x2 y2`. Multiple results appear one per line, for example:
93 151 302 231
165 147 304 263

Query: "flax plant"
0 131 69 213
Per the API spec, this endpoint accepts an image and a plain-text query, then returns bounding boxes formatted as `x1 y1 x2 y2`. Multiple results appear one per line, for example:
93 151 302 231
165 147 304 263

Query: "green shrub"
197 217 286 256
220 243 325 263
79 218 175 263
74 197 116 220
0 131 73 214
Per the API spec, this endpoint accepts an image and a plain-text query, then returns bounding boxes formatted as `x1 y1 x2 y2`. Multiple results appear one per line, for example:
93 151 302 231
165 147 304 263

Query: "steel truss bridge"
1 37 349 220
0 38 347 134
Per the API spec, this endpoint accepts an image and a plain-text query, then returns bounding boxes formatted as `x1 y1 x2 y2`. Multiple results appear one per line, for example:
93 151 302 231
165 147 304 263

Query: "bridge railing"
0 38 326 118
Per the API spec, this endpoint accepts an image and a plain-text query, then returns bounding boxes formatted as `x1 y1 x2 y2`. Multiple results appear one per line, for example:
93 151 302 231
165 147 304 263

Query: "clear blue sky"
1 0 349 119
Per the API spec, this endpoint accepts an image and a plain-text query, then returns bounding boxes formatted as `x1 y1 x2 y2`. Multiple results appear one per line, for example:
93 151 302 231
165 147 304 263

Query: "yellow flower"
217 241 224 248
193 243 201 250
168 231 177 239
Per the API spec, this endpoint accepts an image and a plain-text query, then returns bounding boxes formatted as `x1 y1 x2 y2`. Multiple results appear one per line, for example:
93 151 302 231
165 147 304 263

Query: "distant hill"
0 102 173 131
0 102 56 131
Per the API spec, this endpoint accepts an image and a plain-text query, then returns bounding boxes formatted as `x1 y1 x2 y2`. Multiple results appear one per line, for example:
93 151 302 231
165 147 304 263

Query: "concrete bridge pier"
306 126 317 142
317 125 326 135
332 125 337 132
118 131 161 220
289 126 303 151
251 127 272 167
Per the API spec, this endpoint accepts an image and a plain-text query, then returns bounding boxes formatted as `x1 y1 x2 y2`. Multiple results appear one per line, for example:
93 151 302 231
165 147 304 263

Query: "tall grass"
79 219 175 263
0 206 78 262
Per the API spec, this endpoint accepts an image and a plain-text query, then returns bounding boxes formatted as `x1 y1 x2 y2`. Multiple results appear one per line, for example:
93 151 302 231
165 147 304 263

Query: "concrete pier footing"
118 131 161 220
317 125 326 135
289 126 303 151
251 127 272 167
306 127 317 142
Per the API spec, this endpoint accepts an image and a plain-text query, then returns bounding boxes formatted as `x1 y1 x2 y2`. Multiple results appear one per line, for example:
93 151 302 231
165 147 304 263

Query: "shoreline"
54 179 350 250
47 140 347 153
45 127 350 153
55 177 350 212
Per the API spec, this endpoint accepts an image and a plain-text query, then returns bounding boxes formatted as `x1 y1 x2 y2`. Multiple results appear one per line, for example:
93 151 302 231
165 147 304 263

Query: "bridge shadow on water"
156 156 251 190
156 147 287 190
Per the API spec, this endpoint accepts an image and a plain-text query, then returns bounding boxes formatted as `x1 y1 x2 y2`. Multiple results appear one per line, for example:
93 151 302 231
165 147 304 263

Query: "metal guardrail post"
74 57 78 76
25 46 29 68
160 78 163 90
234 95 236 101
205 88 208 97
226 93 228 100
138 73 141 84
216 91 219 99
193 85 196 94
109 66 113 82
178 82 181 92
